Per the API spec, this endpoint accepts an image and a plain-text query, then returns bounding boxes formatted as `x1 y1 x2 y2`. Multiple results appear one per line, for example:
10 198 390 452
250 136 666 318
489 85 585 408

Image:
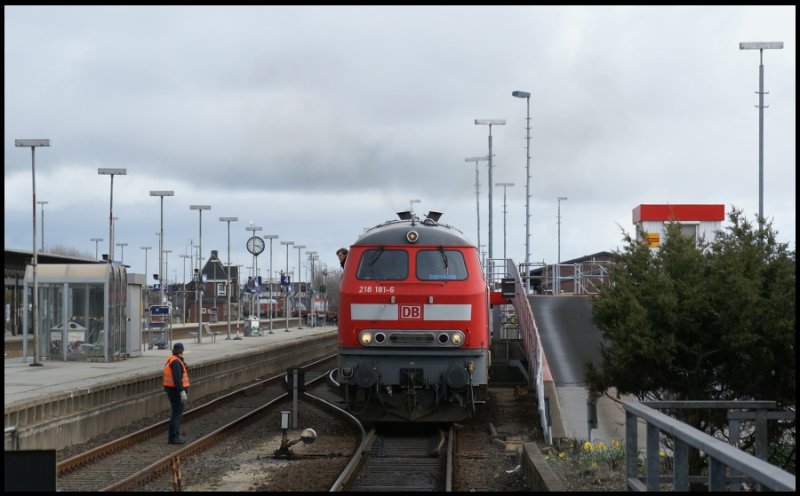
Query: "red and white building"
632 204 725 248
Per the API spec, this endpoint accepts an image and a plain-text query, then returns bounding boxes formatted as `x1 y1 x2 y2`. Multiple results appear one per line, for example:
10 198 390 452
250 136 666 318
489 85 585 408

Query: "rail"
623 401 795 491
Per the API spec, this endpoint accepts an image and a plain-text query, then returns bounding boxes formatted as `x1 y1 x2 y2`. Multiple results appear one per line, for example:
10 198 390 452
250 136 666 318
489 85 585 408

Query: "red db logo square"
400 305 422 319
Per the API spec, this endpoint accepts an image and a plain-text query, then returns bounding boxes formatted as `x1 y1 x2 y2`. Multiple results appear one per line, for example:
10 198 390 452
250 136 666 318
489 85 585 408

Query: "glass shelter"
23 264 127 362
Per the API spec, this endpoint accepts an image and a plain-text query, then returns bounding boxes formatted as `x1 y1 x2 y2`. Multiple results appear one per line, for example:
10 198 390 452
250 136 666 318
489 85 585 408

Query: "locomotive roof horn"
425 211 442 222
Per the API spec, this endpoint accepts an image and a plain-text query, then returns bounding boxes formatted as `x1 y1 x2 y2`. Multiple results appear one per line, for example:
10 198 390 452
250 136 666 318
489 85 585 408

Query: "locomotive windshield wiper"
438 246 449 275
368 247 385 266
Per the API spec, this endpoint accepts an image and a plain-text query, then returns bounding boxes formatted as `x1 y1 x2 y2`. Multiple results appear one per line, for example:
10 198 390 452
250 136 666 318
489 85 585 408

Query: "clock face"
246 236 265 255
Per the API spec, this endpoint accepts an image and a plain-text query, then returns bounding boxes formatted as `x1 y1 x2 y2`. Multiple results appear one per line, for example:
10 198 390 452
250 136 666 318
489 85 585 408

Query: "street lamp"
557 196 568 295
496 182 515 259
219 216 239 340
37 200 48 251
150 190 174 303
245 223 263 322
465 156 489 256
180 254 191 323
97 168 127 263
15 138 50 367
281 240 294 332
474 119 506 265
116 242 128 264
307 250 317 327
190 205 211 343
91 237 104 260
264 234 279 334
409 199 421 215
512 90 532 292
294 244 306 329
739 41 784 226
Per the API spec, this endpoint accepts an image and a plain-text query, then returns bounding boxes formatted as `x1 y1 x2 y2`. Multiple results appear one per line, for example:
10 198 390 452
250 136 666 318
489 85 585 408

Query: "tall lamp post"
91 237 104 260
98 168 127 263
294 244 306 329
557 196 568 295
15 138 50 366
180 254 191 323
163 250 172 304
281 240 294 332
190 205 211 343
150 191 174 303
37 200 48 251
474 119 506 268
264 234 279 334
496 182 515 259
219 216 239 340
307 251 317 327
465 156 489 257
512 90 532 292
739 41 783 226
409 199 421 215
116 242 128 264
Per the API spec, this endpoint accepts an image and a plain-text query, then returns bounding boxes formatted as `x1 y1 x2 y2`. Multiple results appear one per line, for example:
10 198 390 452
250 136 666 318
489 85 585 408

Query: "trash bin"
148 324 167 350
245 316 260 337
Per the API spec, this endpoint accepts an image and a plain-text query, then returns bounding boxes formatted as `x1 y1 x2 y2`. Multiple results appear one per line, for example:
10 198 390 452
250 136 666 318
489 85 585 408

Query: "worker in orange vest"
163 342 190 444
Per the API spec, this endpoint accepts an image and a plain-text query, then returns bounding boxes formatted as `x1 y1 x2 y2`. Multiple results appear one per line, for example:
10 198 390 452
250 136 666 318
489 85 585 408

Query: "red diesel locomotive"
337 211 507 422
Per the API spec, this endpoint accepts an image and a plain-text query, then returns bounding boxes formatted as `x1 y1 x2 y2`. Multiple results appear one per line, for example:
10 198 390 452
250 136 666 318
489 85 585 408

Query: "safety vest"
163 355 190 389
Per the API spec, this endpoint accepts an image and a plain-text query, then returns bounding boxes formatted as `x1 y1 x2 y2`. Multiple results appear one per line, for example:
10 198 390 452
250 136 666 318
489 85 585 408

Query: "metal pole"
758 49 764 224
295 245 305 329
465 156 487 258
488 129 494 261
264 235 279 334
190 205 211 342
281 241 294 332
557 197 567 294
220 217 238 340
496 182 514 259
37 201 47 251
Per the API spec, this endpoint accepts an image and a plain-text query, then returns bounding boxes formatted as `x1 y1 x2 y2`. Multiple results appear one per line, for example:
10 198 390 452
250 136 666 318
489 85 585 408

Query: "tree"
586 208 795 474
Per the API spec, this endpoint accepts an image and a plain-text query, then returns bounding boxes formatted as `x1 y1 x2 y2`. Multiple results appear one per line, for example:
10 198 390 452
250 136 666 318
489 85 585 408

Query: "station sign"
149 305 171 315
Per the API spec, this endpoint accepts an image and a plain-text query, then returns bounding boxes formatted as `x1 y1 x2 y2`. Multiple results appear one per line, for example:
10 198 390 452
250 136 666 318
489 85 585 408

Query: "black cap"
172 342 184 352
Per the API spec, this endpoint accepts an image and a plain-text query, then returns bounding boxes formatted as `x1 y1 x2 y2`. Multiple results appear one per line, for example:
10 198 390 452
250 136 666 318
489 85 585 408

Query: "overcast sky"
5 5 796 285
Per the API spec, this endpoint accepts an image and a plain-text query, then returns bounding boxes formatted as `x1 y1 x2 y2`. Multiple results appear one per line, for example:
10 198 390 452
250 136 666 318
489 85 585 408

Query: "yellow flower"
659 449 666 457
591 461 599 468
559 451 566 459
594 441 606 451
611 439 622 449
583 441 593 452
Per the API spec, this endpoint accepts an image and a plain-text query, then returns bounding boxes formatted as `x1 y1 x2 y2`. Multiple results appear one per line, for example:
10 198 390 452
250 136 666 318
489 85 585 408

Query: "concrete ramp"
529 295 634 444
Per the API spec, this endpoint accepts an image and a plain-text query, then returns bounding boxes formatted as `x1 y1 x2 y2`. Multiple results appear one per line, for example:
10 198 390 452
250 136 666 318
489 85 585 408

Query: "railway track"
56 355 337 491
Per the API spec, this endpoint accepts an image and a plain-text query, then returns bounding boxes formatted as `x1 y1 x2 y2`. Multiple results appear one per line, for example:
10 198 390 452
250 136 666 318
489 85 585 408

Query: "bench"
190 324 221 343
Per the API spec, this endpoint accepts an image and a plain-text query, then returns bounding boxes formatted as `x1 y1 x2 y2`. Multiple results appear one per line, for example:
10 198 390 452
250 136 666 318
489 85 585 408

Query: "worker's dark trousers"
165 388 185 443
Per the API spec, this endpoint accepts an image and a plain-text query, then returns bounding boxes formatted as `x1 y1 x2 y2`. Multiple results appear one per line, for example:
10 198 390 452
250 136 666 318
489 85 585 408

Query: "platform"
4 325 338 451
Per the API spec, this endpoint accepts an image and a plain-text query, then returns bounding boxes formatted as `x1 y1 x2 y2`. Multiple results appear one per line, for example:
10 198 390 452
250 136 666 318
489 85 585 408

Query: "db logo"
399 305 422 320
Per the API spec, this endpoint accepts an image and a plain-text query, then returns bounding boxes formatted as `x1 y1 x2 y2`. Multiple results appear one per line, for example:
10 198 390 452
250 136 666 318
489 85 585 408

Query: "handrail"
623 401 795 491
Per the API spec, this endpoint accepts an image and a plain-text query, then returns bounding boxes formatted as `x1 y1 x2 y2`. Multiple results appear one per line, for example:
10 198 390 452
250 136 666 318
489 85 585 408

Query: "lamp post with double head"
495 182 515 259
294 244 306 328
150 190 174 303
98 168 127 263
91 237 103 260
219 216 238 340
465 156 489 257
116 242 128 264
15 138 50 366
474 119 505 271
190 205 211 343
264 234 279 334
512 90 532 292
281 241 294 332
739 41 784 227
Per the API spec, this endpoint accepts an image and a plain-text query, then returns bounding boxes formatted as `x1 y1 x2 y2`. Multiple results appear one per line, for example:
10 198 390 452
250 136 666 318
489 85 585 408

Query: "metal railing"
623 401 795 491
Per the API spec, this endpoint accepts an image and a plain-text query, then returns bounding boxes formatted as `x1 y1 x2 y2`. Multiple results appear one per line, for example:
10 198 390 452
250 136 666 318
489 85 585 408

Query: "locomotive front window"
356 249 408 280
416 249 468 281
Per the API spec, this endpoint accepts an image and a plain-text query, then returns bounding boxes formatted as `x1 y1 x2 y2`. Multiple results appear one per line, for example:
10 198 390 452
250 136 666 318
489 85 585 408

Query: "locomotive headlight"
406 230 419 243
359 331 373 345
451 331 465 345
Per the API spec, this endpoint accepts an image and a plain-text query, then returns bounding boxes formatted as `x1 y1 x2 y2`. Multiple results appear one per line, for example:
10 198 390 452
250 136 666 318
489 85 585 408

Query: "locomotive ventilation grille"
358 329 465 347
